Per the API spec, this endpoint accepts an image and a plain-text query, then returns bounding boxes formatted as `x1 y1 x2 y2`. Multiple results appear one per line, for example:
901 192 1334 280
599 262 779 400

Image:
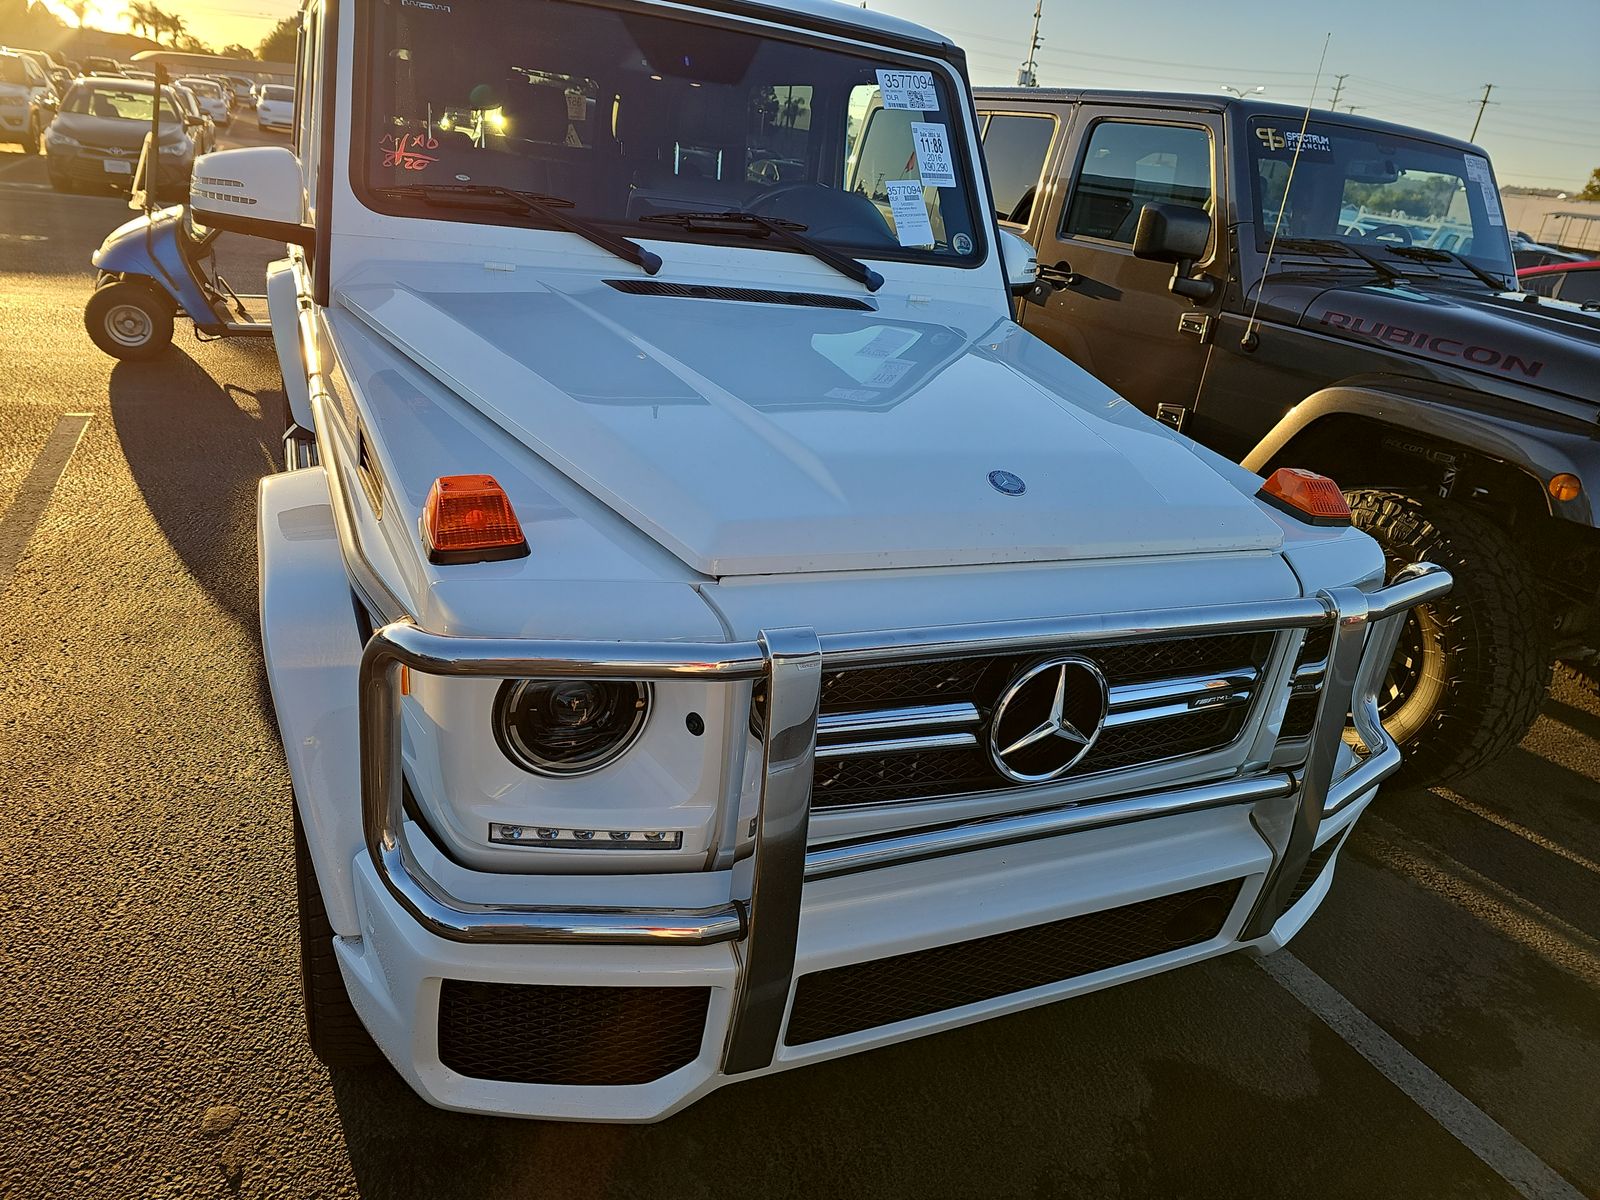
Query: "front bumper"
316 393 1449 1120
47 144 191 190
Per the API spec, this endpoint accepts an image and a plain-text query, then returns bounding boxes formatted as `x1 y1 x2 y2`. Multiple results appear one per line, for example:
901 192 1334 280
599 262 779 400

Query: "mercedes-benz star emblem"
988 469 1025 496
988 656 1109 783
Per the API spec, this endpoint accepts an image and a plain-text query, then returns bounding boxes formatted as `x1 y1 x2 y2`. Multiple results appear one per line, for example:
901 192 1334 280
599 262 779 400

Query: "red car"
1518 258 1600 307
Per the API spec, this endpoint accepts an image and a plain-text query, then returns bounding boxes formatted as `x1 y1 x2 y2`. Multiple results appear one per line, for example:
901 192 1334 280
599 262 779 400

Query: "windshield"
1249 118 1514 278
359 0 983 265
64 83 180 124
0 56 27 87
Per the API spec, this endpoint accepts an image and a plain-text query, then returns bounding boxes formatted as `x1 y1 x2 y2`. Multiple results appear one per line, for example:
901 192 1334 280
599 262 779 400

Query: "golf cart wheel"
85 281 175 361
1346 488 1548 787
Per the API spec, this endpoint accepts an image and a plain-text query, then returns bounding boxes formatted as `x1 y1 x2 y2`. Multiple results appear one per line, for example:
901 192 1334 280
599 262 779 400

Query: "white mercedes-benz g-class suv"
192 0 1449 1121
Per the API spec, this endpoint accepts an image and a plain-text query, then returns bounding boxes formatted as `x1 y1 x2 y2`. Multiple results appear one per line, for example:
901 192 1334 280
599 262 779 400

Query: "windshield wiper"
639 210 883 292
378 184 661 275
1273 237 1403 284
1379 244 1508 291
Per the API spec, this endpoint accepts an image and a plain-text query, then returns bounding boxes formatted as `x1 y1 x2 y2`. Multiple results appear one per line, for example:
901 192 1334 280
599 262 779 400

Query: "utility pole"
1329 73 1348 109
1018 0 1043 88
1470 83 1495 141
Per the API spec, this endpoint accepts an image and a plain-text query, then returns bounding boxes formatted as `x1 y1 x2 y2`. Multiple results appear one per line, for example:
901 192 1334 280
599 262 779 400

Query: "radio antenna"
1241 32 1331 351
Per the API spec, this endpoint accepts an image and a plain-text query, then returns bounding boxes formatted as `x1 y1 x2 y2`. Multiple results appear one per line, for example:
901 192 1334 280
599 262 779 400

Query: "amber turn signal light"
422 474 530 564
1258 467 1351 526
1549 473 1582 504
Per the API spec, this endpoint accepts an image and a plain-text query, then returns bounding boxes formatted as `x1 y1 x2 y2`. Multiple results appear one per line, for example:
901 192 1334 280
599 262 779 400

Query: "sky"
47 0 1599 190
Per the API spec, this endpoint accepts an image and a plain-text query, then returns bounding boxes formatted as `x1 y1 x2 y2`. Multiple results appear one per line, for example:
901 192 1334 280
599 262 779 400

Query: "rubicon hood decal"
339 276 1283 577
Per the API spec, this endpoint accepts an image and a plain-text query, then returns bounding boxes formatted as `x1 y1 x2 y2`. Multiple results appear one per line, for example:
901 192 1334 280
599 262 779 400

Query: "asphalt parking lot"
1 114 1599 1200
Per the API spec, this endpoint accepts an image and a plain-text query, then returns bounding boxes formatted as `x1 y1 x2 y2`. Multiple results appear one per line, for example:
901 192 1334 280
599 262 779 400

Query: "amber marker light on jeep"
422 474 530 564
1549 474 1582 503
1257 467 1352 527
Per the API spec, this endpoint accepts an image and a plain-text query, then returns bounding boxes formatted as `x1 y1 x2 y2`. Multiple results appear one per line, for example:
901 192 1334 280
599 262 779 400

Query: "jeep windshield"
358 0 984 267
1249 118 1515 283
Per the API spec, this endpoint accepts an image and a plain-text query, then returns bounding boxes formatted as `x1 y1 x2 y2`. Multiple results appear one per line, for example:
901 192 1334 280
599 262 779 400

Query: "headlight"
494 679 650 776
158 138 191 157
46 129 79 146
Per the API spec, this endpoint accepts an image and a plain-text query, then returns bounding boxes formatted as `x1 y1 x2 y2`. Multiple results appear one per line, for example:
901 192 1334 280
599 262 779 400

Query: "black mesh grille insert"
810 632 1272 808
1280 693 1321 740
437 982 709 1086
1285 831 1348 909
605 279 873 310
785 880 1242 1045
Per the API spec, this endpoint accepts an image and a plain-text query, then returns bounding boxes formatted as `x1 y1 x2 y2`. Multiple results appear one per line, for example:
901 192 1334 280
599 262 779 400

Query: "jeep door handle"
1037 262 1079 288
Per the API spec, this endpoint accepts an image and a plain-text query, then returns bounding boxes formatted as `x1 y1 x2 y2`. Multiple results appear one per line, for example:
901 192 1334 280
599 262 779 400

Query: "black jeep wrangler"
974 90 1600 785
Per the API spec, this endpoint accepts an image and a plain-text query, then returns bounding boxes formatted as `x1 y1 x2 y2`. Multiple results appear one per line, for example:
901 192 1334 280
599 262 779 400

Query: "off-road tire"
84 280 175 360
294 804 384 1069
1347 489 1548 787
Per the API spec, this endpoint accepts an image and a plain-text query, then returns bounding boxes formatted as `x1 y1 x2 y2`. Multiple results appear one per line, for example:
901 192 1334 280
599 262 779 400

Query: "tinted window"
0 56 26 86
1064 120 1210 244
981 113 1054 225
264 85 294 101
1560 270 1600 304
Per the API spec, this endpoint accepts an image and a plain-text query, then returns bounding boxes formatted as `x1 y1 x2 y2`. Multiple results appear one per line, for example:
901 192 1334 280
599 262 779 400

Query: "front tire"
1347 489 1549 787
21 117 38 155
84 281 175 361
294 803 384 1069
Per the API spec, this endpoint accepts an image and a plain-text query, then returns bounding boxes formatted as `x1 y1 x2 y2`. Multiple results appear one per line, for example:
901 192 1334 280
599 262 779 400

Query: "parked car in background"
82 55 123 76
0 48 56 154
4 46 68 98
1519 259 1600 308
976 87 1600 786
179 76 232 129
223 74 256 107
193 0 1449 1122
169 81 216 153
254 83 292 131
45 76 194 196
1510 233 1589 270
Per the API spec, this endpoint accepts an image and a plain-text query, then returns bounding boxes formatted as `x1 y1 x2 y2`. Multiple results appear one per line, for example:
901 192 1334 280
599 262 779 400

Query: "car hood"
49 109 171 150
338 276 1283 577
1289 277 1600 401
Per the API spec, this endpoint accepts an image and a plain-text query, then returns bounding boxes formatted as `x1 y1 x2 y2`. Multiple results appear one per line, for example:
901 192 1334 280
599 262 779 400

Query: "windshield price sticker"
1464 154 1504 226
886 180 936 246
909 122 957 188
566 91 586 121
864 357 914 389
876 69 938 111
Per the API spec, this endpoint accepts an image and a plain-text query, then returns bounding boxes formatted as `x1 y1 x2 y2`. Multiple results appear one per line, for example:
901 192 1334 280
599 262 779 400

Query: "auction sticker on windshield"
1463 155 1504 226
886 180 936 246
910 122 956 188
876 69 938 111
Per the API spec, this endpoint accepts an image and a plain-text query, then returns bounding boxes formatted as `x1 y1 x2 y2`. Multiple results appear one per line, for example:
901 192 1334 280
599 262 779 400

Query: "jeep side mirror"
1132 202 1216 302
189 145 315 250
999 227 1039 297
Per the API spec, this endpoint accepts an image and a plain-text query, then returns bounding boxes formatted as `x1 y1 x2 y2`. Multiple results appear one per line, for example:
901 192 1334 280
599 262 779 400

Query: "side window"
1561 271 1600 304
1062 120 1211 246
981 113 1055 226
1521 272 1561 298
297 8 319 199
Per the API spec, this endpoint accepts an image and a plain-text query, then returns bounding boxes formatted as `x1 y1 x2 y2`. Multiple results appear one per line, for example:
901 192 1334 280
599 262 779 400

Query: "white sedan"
255 84 293 132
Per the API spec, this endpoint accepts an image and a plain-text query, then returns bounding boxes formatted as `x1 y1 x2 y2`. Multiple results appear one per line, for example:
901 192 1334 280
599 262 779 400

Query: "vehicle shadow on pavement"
107 343 284 716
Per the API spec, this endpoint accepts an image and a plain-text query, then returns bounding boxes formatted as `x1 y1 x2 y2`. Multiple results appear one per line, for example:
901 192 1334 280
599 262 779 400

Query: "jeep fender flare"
1241 381 1600 526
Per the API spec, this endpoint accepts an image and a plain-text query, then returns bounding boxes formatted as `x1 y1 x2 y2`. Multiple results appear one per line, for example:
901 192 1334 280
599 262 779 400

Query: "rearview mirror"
1132 202 1215 302
999 227 1039 297
190 145 314 249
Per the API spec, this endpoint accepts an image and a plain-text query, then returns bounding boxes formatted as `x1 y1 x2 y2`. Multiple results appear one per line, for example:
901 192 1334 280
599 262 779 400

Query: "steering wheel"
746 181 825 213
1361 222 1414 246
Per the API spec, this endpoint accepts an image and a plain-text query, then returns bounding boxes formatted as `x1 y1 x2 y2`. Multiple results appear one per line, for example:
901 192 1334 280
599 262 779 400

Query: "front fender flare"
1241 381 1600 525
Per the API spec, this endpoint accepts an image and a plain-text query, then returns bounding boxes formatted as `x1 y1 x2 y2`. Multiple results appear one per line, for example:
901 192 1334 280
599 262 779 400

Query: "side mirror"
190 146 314 249
1132 202 1216 301
999 227 1039 297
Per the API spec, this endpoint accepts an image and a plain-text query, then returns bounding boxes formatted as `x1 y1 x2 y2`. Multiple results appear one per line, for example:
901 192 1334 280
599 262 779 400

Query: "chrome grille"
809 632 1274 809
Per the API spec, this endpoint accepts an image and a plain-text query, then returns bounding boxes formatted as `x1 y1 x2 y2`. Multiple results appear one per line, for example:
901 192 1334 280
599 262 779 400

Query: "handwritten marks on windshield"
381 131 439 171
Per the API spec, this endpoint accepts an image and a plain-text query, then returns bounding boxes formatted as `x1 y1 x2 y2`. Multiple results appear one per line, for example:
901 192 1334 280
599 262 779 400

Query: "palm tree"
161 10 185 44
778 92 808 130
123 0 156 39
63 0 89 27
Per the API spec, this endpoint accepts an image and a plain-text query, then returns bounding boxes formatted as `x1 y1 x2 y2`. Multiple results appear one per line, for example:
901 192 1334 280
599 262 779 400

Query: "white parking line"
0 413 93 596
1260 952 1585 1200
1437 787 1600 878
